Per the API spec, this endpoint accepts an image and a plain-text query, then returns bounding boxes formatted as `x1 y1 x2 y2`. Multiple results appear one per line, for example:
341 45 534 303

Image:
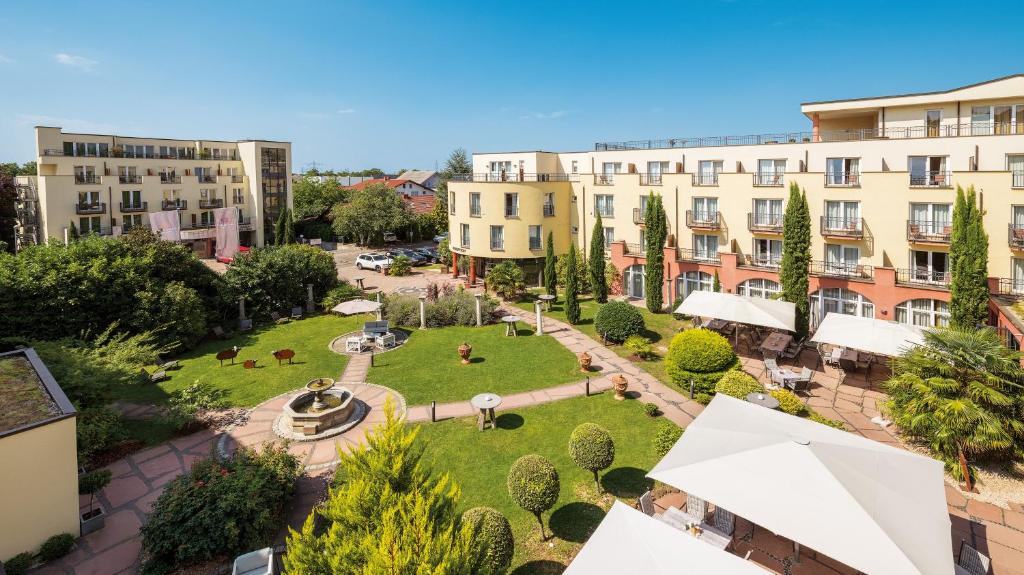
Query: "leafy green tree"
292 174 349 219
438 238 452 272
949 186 989 329
485 260 526 301
331 182 413 245
568 423 615 489
590 213 608 303
462 507 514 575
507 454 560 540
643 193 666 312
224 244 338 320
780 183 811 337
564 243 581 324
284 209 297 244
884 327 1024 488
544 231 557 297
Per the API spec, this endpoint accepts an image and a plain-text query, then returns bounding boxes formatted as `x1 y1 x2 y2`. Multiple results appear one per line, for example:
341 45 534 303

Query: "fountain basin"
284 387 356 436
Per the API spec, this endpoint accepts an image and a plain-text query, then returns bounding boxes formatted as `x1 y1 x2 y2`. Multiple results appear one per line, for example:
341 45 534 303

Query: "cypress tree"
283 209 297 244
274 209 287 246
644 193 666 312
68 221 80 242
544 231 557 297
780 183 811 337
590 212 608 303
565 243 581 324
712 270 721 292
950 186 989 329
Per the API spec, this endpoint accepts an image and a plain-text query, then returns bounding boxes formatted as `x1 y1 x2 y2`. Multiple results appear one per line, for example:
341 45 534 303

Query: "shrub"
568 423 615 489
79 469 112 513
141 443 300 574
671 296 685 320
385 292 498 328
770 389 806 416
664 329 739 394
624 335 654 359
3 552 33 575
484 261 526 301
438 238 452 270
164 382 228 431
714 371 764 399
694 392 713 405
389 255 413 276
642 402 660 417
809 412 847 430
383 294 421 326
321 282 364 311
77 407 126 466
507 454 560 539
39 533 75 562
594 301 646 343
556 251 591 293
653 422 684 456
224 244 338 321
462 507 514 575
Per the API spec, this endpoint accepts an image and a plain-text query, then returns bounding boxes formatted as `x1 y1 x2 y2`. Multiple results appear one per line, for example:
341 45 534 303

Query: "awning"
564 501 770 575
811 313 925 357
648 394 953 575
331 299 381 315
674 291 796 332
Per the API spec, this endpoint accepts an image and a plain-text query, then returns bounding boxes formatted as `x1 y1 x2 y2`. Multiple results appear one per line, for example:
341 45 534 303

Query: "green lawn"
415 395 674 574
113 314 364 407
366 325 582 405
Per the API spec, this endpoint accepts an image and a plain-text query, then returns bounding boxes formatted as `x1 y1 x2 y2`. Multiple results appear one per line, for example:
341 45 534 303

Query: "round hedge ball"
714 370 764 399
568 423 615 488
664 329 739 394
593 300 646 343
507 454 560 534
462 506 514 575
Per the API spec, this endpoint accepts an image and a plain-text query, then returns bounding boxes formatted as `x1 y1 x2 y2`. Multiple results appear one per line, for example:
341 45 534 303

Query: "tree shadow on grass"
509 561 567 575
495 413 524 429
640 327 664 344
600 466 651 499
548 501 605 543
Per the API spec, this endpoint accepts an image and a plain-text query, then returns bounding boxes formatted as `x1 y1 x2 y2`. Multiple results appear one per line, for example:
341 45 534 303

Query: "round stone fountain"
276 377 367 440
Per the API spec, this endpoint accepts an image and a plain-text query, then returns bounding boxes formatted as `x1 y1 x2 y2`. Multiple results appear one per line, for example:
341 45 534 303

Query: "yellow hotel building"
446 74 1024 346
15 126 293 252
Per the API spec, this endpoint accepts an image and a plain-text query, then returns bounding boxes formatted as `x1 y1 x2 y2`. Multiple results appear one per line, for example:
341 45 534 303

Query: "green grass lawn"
366 325 582 405
113 314 365 407
415 394 674 574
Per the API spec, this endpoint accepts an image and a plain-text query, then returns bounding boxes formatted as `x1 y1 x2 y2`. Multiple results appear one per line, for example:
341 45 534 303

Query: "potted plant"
79 469 111 535
458 342 472 364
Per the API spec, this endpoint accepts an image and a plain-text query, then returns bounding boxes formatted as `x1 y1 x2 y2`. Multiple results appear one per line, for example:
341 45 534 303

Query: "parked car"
389 248 428 265
415 247 439 262
355 253 393 272
433 232 448 243
383 232 398 243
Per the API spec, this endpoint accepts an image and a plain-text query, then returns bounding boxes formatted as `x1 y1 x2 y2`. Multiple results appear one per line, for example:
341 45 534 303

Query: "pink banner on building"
214 207 240 261
148 210 181 242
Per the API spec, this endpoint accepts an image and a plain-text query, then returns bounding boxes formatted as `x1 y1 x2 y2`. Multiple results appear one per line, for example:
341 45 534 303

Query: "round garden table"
745 392 780 410
471 393 503 431
501 315 519 337
537 294 556 311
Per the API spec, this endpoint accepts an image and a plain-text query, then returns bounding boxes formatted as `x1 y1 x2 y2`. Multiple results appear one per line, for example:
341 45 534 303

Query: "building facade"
18 126 293 251
446 75 1024 345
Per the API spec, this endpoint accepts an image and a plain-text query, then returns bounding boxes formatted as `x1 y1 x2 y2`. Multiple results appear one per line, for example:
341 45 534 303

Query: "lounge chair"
290 306 303 320
786 367 813 393
711 506 736 536
270 311 289 324
159 360 179 371
212 325 231 340
638 490 655 516
957 542 991 575
144 368 168 383
232 547 274 575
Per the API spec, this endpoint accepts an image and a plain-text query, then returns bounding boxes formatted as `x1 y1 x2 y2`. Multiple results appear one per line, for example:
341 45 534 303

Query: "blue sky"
1 0 1022 172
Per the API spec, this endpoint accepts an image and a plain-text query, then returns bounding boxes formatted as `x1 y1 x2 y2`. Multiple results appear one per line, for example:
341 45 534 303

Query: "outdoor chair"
684 493 708 524
232 547 274 575
159 360 179 371
638 490 655 516
271 311 289 324
290 306 303 320
711 506 736 536
212 325 231 340
957 542 991 575
826 346 841 366
362 320 390 338
239 319 253 332
786 367 813 393
856 353 872 372
145 369 168 383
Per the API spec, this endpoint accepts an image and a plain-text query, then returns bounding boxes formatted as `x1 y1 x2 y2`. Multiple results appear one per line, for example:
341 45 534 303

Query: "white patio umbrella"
811 313 926 357
674 291 796 332
564 501 770 575
648 394 953 575
331 299 381 316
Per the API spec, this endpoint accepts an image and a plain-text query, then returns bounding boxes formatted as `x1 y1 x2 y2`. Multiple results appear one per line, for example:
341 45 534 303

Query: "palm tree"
484 261 525 301
884 327 1024 489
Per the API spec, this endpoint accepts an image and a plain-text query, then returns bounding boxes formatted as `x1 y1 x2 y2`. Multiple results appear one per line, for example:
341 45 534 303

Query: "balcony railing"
199 198 224 209
594 174 615 185
909 171 952 187
119 175 142 184
748 213 783 233
995 278 1024 297
896 268 951 288
809 260 874 280
79 226 112 236
633 208 646 225
197 175 217 183
639 173 662 185
543 204 555 217
120 202 148 213
753 173 785 187
825 172 860 187
692 173 719 186
449 173 577 183
230 175 244 183
740 255 781 270
624 242 644 256
75 202 105 215
74 174 99 184
1014 172 1024 188
121 223 151 233
1010 224 1024 250
906 220 951 243
820 216 864 239
686 210 722 229
160 174 181 184
677 248 721 264
162 199 187 210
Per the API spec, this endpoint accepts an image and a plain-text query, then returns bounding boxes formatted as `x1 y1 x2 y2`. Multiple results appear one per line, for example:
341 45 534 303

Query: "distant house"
397 170 440 190
291 174 378 187
348 178 434 197
404 194 435 216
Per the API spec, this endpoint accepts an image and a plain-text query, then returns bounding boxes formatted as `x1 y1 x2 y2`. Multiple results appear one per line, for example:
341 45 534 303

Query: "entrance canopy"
564 501 769 575
674 291 796 332
811 313 925 357
648 394 952 575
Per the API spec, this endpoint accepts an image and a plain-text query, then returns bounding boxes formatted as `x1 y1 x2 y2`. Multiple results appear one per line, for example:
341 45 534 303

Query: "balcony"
80 226 113 236
748 213 783 234
75 202 105 215
119 175 142 184
230 175 244 183
994 278 1024 298
906 220 951 244
824 172 860 187
820 216 864 239
896 268 951 289
692 174 719 187
120 202 148 213
686 210 722 230
197 175 217 184
739 255 781 270
677 248 721 264
1009 224 1024 250
633 208 646 225
909 171 952 188
624 242 645 256
753 173 784 187
449 173 577 183
594 174 615 185
199 198 224 209
74 174 99 184
160 174 182 184
639 173 662 185
161 199 187 211
809 260 873 281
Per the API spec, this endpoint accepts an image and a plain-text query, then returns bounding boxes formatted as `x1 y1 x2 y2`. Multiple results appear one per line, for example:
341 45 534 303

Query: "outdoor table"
353 276 365 290
501 315 519 337
538 294 556 311
760 332 793 356
746 392 780 410
705 318 727 331
471 393 502 431
839 348 859 371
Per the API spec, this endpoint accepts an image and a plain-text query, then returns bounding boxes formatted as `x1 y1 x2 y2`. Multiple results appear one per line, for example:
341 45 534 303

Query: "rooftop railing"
449 173 577 183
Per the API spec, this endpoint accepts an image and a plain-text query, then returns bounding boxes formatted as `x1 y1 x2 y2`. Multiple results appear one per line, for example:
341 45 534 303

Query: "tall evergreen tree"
274 209 287 246
565 243 581 324
544 231 557 297
67 221 80 242
283 209 297 244
950 186 990 329
780 183 811 337
712 270 721 292
644 193 667 312
589 213 608 303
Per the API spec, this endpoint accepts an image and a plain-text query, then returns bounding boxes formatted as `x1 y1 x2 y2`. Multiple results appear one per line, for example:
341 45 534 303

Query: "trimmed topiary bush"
694 392 713 405
507 454 560 540
594 301 646 343
642 402 660 417
3 552 33 575
39 533 75 561
463 507 514 575
770 389 807 416
714 371 764 399
664 329 740 394
653 422 684 456
389 255 413 276
568 423 615 489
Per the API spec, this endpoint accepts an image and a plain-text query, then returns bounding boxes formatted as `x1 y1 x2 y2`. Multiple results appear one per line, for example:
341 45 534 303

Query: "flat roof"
800 73 1024 106
0 348 76 438
36 126 290 145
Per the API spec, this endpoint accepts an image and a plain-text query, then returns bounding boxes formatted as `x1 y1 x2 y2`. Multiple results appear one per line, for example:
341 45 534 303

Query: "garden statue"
458 342 473 364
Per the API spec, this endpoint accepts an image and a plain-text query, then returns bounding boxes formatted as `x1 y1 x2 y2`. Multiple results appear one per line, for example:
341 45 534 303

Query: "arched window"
623 264 645 299
676 271 713 301
737 278 781 299
895 299 949 328
809 288 874 327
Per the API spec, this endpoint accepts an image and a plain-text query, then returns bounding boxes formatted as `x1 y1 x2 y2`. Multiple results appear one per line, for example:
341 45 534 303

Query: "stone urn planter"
458 342 473 365
612 374 628 401
578 351 592 373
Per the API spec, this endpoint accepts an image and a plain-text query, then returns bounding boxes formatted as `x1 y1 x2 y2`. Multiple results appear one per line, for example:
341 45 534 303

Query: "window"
624 265 645 298
692 197 718 223
603 227 615 247
77 190 100 207
123 214 143 231
824 201 861 232
646 161 668 184
571 160 578 174
489 161 512 177
909 203 951 236
79 216 102 234
504 193 519 217
121 190 142 208
737 278 781 299
543 192 555 217
810 288 874 325
693 234 719 260
1010 155 1024 188
753 199 783 227
529 225 542 250
824 244 860 274
470 193 482 217
926 110 942 137
460 223 470 248
971 106 991 135
599 162 621 184
697 160 722 185
449 191 456 215
895 299 949 328
752 238 782 267
826 158 860 186
232 188 245 204
909 156 948 186
756 159 786 186
1013 258 1024 294
200 211 214 226
200 188 211 200
910 250 949 284
86 143 97 156
489 226 504 250
676 271 713 301
639 195 649 220
595 195 614 217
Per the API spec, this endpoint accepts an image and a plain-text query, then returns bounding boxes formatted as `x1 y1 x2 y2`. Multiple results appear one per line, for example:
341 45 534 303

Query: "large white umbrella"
331 299 381 315
564 501 770 575
648 394 952 575
811 313 926 357
674 291 796 332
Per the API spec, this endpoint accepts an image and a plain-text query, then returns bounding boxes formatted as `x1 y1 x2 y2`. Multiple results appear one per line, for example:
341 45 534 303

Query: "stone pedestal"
534 301 543 335
419 295 427 329
474 294 483 326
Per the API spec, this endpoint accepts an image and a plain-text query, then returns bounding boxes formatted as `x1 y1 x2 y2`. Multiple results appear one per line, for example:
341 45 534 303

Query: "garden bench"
142 368 168 383
271 312 289 324
362 320 390 338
